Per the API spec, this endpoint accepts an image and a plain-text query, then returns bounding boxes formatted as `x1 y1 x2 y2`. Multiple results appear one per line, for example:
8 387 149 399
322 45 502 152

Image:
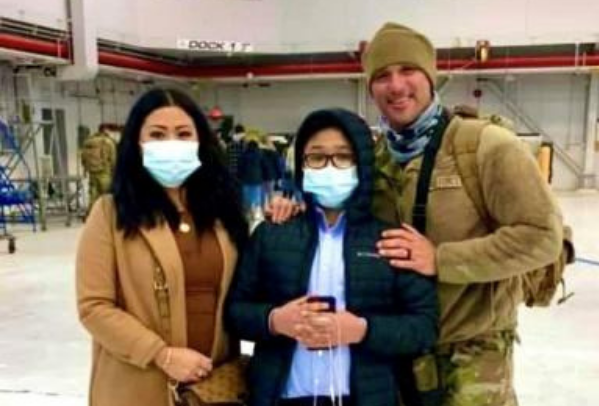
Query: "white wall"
136 0 279 50
4 0 599 52
0 0 67 29
94 0 141 45
105 0 599 50
110 0 599 51
277 0 599 51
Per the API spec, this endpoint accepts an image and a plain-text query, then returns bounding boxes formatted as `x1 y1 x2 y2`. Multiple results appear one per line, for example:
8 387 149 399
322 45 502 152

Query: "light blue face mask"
142 140 201 188
303 166 359 209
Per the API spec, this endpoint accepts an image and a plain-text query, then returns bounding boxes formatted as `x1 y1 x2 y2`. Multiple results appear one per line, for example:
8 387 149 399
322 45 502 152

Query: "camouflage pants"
88 172 112 213
436 331 518 406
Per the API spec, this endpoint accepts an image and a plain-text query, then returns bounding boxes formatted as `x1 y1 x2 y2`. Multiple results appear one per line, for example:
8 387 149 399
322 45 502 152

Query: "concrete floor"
0 192 598 406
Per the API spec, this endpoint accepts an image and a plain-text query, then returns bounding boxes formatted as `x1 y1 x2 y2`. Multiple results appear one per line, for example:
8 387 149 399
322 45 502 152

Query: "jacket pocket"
413 353 439 392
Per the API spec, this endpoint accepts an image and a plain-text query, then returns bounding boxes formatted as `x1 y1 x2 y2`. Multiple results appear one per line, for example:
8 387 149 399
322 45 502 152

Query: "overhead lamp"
208 105 224 120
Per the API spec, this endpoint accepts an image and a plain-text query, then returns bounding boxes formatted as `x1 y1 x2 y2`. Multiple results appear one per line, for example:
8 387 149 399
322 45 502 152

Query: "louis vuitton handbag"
174 355 249 406
152 257 249 406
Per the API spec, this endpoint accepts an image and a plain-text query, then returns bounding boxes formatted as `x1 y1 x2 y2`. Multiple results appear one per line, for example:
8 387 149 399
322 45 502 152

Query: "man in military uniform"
80 124 117 213
362 23 563 405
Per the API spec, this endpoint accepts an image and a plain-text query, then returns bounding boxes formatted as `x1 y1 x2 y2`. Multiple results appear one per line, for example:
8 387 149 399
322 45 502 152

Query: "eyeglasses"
303 152 356 169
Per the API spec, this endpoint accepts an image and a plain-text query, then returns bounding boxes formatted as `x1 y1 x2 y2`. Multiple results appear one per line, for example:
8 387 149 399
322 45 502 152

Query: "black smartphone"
307 295 336 312
306 296 336 351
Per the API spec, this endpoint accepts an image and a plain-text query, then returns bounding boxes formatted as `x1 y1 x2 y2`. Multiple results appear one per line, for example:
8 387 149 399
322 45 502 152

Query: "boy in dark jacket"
226 108 438 406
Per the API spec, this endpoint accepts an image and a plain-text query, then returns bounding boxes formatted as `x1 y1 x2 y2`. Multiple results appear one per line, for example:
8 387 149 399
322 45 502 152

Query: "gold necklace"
179 221 191 233
178 207 191 233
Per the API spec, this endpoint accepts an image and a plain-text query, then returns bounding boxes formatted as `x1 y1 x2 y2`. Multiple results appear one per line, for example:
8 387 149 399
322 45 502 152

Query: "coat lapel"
214 221 238 295
211 221 238 361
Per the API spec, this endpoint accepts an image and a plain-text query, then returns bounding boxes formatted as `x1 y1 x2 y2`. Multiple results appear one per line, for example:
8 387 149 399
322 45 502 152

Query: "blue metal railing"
0 119 36 233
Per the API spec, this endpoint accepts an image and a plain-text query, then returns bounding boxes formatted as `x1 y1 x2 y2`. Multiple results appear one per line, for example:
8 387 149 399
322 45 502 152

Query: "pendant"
179 221 191 233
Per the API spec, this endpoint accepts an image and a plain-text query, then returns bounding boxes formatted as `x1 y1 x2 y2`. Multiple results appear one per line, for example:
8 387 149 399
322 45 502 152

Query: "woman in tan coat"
76 88 248 406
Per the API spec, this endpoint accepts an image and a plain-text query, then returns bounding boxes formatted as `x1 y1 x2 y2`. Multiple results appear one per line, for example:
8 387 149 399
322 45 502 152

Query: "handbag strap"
152 252 173 343
151 252 185 403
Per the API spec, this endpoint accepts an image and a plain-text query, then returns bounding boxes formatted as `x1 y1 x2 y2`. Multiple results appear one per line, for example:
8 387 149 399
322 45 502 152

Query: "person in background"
226 124 246 179
80 124 117 214
226 108 438 406
238 140 265 221
76 88 248 406
260 138 284 200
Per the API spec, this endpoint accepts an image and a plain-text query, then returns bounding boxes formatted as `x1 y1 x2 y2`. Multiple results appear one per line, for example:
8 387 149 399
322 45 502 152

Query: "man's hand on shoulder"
263 194 305 224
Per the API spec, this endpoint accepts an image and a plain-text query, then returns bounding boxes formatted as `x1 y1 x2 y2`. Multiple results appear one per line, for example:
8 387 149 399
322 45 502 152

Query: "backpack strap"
448 116 494 228
412 115 448 234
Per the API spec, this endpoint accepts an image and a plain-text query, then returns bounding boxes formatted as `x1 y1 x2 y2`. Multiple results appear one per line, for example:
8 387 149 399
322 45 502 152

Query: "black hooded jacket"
225 109 438 406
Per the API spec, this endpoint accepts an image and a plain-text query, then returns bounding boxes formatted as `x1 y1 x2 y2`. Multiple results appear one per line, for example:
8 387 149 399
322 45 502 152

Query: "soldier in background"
80 124 117 214
226 124 246 179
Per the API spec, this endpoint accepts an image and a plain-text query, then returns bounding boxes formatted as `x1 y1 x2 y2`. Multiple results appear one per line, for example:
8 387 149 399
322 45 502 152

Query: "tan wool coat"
76 196 239 406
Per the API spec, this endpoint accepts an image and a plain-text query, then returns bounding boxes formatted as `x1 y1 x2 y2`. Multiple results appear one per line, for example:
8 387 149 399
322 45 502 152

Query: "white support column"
356 77 367 119
582 72 599 189
59 0 98 81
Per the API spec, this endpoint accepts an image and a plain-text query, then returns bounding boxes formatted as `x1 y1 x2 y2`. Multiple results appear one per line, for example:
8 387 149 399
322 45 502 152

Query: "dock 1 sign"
177 39 253 53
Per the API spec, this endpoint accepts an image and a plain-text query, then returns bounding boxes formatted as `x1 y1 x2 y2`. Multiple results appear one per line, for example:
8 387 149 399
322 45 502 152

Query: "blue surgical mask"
142 140 201 188
303 166 358 209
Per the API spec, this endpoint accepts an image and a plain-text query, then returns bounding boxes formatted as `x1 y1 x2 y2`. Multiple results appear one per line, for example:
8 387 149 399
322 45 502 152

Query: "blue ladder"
0 119 36 234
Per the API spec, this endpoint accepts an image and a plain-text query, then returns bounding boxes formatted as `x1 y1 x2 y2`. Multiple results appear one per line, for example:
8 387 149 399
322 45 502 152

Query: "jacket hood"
294 108 374 223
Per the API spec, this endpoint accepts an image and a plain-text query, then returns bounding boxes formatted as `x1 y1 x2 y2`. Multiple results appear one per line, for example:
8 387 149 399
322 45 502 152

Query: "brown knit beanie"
362 22 437 86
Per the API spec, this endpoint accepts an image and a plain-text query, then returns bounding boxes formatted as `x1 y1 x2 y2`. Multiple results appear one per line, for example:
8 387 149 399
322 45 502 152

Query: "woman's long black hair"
112 87 248 248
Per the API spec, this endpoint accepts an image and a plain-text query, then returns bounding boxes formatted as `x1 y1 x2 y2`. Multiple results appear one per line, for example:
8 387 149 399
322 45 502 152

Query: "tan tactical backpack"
450 113 575 307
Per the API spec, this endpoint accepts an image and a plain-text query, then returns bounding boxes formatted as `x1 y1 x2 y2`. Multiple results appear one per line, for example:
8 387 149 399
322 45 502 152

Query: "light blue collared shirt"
282 209 351 398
